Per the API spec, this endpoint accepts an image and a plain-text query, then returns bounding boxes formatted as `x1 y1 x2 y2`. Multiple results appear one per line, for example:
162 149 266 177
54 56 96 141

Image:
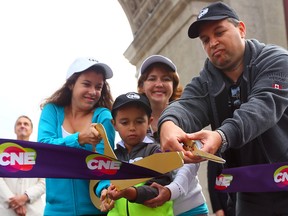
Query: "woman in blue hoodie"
38 57 115 216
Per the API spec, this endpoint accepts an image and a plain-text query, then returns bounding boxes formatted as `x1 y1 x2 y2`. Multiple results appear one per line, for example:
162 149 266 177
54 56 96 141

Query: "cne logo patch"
0 142 36 172
215 174 233 190
274 165 288 188
86 154 121 176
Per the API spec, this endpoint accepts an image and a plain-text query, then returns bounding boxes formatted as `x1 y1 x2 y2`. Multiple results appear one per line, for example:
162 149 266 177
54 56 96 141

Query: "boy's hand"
107 184 137 201
100 189 114 212
107 184 123 200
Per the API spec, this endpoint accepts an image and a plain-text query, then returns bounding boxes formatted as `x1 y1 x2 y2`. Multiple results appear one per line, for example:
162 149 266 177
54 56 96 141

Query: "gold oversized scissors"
89 124 184 209
183 140 226 164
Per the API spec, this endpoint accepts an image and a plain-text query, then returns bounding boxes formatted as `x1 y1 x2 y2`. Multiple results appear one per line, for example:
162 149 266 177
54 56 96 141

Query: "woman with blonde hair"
137 55 182 140
138 55 208 216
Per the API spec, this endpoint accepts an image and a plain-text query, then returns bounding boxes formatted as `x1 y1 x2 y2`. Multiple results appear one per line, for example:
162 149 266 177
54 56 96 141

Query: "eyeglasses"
229 85 241 111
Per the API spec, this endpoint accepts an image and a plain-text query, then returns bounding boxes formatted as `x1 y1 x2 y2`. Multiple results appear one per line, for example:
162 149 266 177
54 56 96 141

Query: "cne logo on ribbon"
0 142 36 172
215 173 233 190
274 165 288 188
86 154 121 176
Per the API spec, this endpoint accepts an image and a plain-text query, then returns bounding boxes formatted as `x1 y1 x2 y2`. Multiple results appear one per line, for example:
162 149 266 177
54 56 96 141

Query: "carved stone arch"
118 0 287 85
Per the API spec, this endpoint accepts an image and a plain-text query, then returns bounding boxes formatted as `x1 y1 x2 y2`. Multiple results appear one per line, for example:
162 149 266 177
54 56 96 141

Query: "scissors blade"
184 140 226 164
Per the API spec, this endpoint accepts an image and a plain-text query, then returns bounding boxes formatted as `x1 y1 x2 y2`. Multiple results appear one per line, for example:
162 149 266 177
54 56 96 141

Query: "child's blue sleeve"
95 180 111 197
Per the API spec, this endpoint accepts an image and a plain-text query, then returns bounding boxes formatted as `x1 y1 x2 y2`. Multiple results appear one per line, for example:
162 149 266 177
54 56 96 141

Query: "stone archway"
118 0 287 85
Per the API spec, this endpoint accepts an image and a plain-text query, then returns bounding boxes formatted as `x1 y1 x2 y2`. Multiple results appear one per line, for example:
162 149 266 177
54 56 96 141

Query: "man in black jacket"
158 2 288 216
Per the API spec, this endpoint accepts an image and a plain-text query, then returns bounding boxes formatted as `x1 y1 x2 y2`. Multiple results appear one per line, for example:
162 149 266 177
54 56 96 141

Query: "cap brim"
66 58 113 80
95 63 113 79
188 15 229 38
140 55 177 74
112 101 152 117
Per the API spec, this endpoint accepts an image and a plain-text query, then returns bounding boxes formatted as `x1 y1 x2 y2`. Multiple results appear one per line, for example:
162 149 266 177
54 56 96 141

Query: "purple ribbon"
215 162 288 192
0 139 161 180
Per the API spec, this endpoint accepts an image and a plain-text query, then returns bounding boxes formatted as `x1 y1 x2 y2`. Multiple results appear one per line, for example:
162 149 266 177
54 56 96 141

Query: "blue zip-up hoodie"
38 103 115 216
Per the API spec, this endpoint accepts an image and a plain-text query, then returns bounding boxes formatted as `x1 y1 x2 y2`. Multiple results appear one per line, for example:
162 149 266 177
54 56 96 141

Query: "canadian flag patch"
272 83 282 89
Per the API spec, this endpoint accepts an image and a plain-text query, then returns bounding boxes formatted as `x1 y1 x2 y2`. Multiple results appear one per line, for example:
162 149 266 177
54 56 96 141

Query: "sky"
0 0 137 141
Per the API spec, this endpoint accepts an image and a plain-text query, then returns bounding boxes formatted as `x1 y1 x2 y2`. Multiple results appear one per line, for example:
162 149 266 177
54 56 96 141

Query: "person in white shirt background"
0 115 45 216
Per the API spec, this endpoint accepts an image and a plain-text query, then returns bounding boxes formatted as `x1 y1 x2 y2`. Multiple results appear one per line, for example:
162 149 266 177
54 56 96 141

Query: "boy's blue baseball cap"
188 1 239 38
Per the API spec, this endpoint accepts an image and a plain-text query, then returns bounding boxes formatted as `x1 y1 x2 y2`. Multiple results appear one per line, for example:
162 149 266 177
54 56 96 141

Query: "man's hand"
9 194 28 210
159 121 206 163
159 121 186 152
187 130 222 155
15 205 27 216
9 194 28 216
215 209 225 216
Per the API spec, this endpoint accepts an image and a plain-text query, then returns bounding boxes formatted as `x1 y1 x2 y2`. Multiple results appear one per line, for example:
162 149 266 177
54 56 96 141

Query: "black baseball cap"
112 92 152 118
188 1 239 38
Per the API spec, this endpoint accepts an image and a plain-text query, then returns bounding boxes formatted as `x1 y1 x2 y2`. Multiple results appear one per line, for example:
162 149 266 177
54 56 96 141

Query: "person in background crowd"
0 115 45 216
99 92 174 216
38 57 115 216
138 55 209 216
158 2 288 216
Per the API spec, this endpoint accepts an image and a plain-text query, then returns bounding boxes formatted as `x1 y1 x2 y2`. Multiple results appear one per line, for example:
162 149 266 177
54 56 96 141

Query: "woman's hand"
78 123 102 150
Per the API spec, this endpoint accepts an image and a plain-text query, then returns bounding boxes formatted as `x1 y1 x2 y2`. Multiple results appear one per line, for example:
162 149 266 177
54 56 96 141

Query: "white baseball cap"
66 57 113 79
140 55 177 74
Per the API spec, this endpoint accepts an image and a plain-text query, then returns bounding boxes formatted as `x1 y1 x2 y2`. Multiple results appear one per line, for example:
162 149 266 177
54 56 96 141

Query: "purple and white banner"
215 162 288 192
0 138 161 180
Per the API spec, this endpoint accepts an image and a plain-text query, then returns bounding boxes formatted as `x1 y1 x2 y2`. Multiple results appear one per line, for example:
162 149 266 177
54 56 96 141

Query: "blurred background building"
118 0 288 214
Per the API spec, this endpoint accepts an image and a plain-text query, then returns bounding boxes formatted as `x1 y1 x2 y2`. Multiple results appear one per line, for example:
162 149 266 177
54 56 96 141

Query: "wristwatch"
216 129 228 152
